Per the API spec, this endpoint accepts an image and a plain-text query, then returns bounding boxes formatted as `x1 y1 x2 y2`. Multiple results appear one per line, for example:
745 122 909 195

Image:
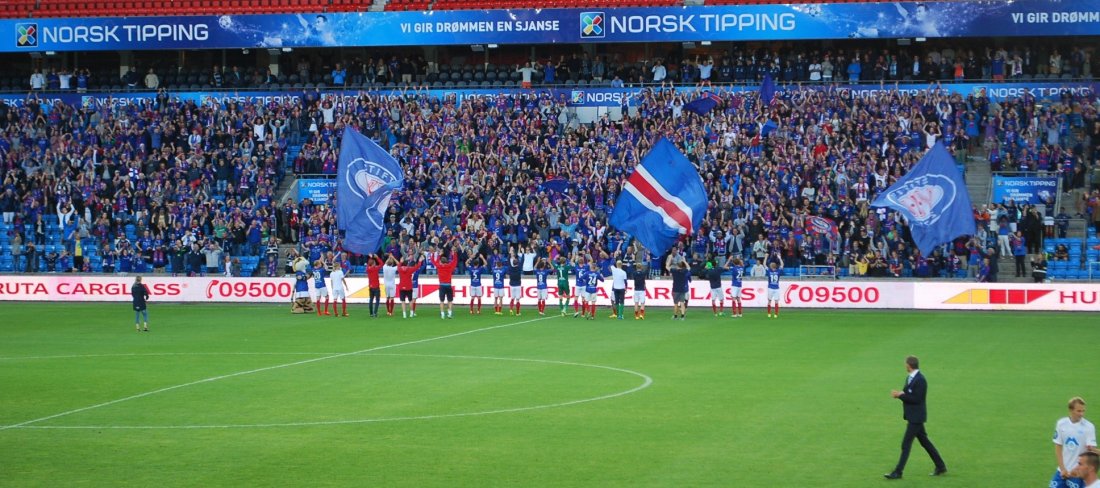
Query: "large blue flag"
609 138 708 257
683 92 722 116
759 73 776 106
336 127 404 255
871 142 975 256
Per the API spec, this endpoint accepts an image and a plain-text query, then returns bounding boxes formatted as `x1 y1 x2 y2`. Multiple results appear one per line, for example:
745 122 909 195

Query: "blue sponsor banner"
992 175 1059 205
298 178 336 204
0 82 1095 110
4 0 1100 52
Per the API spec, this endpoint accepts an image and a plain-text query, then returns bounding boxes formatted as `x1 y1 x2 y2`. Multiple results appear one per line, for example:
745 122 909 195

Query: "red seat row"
13 0 345 18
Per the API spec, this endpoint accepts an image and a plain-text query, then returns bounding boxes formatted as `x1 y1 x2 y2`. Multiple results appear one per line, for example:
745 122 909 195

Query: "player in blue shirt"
765 262 782 318
312 260 330 316
582 262 603 320
572 257 587 317
491 263 508 315
466 255 486 315
705 262 725 317
669 260 691 320
507 258 524 316
533 258 553 316
725 256 745 318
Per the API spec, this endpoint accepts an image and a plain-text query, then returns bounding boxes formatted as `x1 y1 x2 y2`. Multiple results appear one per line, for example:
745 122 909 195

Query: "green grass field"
0 303 1096 487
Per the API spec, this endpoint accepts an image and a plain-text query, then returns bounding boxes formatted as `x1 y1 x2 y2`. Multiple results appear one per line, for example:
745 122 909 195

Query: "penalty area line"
0 315 556 431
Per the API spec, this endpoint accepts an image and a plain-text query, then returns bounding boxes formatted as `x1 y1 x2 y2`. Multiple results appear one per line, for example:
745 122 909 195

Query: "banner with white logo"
2 275 1098 311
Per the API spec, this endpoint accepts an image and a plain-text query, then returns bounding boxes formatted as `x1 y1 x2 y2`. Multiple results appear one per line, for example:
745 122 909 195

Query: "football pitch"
0 303 1095 487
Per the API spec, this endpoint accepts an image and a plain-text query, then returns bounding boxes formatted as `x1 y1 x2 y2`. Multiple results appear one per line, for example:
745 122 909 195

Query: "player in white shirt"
382 256 399 316
329 266 348 317
609 260 628 320
1053 397 1098 488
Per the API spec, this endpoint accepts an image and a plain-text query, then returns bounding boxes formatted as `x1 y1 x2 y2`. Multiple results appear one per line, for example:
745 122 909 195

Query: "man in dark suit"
885 355 947 480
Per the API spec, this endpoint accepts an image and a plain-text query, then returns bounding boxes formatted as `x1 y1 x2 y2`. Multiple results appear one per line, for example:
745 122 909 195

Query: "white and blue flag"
871 142 975 256
336 127 403 255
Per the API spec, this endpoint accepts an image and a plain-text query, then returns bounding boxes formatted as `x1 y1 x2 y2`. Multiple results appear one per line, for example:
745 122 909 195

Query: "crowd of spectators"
13 41 1095 93
2 44 1099 280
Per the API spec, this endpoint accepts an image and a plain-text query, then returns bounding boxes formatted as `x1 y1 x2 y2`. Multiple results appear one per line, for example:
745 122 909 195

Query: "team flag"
871 142 976 256
336 127 404 255
609 138 708 257
806 215 841 252
683 92 723 116
538 178 570 194
759 73 776 106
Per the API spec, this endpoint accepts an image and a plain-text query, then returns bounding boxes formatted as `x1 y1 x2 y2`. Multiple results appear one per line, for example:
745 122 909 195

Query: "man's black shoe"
884 472 902 480
931 467 947 476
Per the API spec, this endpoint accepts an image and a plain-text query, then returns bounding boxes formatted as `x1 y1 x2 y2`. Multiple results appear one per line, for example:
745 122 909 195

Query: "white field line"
19 353 654 429
0 316 558 431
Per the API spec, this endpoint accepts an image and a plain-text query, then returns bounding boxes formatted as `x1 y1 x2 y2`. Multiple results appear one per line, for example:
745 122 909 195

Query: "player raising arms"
552 256 572 315
312 259 330 316
506 256 523 316
431 245 458 319
397 255 422 319
765 261 782 318
382 256 399 316
533 257 552 316
669 260 691 320
366 254 383 318
632 262 647 320
572 255 587 317
705 261 725 317
582 261 604 320
725 256 745 318
491 259 507 315
330 262 349 317
466 254 486 314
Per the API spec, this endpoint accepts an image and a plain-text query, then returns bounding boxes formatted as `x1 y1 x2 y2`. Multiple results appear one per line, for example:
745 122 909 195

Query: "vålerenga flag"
336 127 404 255
871 142 975 256
609 137 707 256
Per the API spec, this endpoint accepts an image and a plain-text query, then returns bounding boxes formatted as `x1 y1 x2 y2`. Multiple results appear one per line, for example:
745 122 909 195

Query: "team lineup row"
291 249 785 319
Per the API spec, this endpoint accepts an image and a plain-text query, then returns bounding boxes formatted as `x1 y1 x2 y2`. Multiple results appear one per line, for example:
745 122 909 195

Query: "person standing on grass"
312 260 330 316
330 264 348 317
366 255 383 318
131 276 150 332
466 255 486 315
631 262 647 320
765 261 782 318
1053 397 1097 488
507 257 524 316
431 246 458 319
725 256 745 318
491 260 508 316
534 258 553 316
669 260 690 320
885 355 947 480
553 256 572 316
382 256 398 316
705 261 725 317
397 256 422 319
609 260 628 320
582 261 603 320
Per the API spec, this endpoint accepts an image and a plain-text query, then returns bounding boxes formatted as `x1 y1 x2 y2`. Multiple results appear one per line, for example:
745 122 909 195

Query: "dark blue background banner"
0 82 1095 110
991 175 1060 205
3 0 1100 52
